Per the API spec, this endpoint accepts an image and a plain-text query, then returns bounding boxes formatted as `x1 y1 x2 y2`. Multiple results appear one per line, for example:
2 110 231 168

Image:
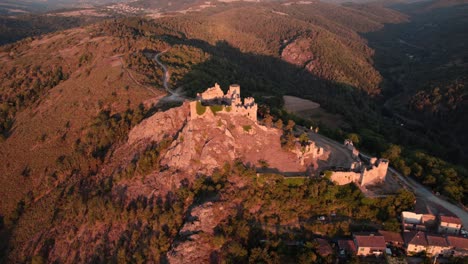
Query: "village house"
401 211 436 232
447 236 468 257
404 231 428 255
438 215 463 235
353 233 386 256
378 230 404 248
315 238 333 257
426 234 451 256
338 239 356 257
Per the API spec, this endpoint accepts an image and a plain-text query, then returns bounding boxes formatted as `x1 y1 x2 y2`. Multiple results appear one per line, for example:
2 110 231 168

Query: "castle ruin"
292 139 324 166
327 140 389 186
189 83 258 122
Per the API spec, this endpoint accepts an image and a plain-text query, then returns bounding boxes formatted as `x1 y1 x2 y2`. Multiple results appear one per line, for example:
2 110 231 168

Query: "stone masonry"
190 83 258 122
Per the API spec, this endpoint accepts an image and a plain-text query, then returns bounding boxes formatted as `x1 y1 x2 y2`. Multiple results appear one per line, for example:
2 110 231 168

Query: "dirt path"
154 49 187 101
118 56 158 96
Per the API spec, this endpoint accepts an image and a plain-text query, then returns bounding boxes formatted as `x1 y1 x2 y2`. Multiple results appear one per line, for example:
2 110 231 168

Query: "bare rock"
127 102 190 145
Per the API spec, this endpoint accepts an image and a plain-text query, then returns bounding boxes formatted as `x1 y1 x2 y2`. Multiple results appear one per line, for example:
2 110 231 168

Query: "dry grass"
283 95 349 130
0 26 164 218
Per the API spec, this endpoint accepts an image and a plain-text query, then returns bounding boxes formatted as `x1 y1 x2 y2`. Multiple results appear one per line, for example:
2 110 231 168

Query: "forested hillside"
364 0 468 203
0 0 467 262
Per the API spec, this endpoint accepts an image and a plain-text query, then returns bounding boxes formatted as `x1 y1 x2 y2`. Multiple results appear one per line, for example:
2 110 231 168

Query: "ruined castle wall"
231 104 257 122
330 171 360 185
191 84 257 122
199 84 224 101
227 84 240 98
360 159 388 186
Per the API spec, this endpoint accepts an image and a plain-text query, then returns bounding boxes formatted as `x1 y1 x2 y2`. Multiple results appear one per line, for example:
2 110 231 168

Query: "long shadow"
361 2 468 164
157 35 383 135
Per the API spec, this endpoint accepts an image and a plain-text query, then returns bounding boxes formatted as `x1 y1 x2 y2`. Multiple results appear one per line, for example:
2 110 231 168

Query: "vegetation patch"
196 101 206 115
225 106 232 112
284 177 305 186
210 105 224 115
242 125 252 132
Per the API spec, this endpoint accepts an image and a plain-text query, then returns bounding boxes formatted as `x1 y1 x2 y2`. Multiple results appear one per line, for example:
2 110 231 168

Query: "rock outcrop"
161 111 310 175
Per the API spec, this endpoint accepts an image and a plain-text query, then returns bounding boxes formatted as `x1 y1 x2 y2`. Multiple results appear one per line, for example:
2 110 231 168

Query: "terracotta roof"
338 239 356 253
354 234 386 248
315 238 333 256
404 231 428 246
379 230 404 244
447 236 468 249
440 215 462 225
426 234 449 247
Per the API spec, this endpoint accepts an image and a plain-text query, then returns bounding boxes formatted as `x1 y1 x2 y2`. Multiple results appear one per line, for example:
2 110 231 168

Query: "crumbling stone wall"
329 157 388 186
330 171 361 185
190 83 258 122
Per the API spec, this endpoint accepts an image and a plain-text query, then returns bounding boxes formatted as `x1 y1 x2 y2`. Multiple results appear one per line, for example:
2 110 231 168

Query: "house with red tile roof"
378 230 404 247
404 231 428 255
438 215 462 235
338 239 356 257
447 236 468 257
401 211 436 232
353 234 386 256
426 234 450 256
315 238 333 257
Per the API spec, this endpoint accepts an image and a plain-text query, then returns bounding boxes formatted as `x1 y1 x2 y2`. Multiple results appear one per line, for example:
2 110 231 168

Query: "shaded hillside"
0 14 107 46
150 2 407 94
365 0 468 164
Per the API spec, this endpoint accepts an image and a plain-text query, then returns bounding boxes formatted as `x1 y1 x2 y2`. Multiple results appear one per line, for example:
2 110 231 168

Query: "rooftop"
315 238 333 256
447 236 468 249
378 230 404 244
354 234 386 248
440 215 462 225
404 231 428 246
426 234 449 247
338 239 356 253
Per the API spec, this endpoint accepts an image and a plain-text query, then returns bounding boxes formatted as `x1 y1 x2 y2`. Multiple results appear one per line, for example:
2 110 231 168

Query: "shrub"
196 101 206 115
210 105 223 115
225 106 232 112
242 125 252 132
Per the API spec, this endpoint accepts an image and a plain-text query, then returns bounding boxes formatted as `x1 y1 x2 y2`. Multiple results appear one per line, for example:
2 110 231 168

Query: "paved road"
360 151 468 227
301 125 468 226
389 167 468 227
298 127 356 170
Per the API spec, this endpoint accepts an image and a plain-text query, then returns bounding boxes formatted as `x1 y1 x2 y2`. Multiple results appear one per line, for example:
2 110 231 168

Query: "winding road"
154 49 186 100
390 167 468 227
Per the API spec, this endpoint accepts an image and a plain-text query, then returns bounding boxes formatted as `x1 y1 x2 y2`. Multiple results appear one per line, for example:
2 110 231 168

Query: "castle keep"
189 83 258 121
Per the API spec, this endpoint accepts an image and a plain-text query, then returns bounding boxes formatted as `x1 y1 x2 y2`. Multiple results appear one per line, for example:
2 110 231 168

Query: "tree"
346 133 360 145
382 144 402 163
275 119 283 129
263 114 273 127
285 120 295 131
299 133 309 145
